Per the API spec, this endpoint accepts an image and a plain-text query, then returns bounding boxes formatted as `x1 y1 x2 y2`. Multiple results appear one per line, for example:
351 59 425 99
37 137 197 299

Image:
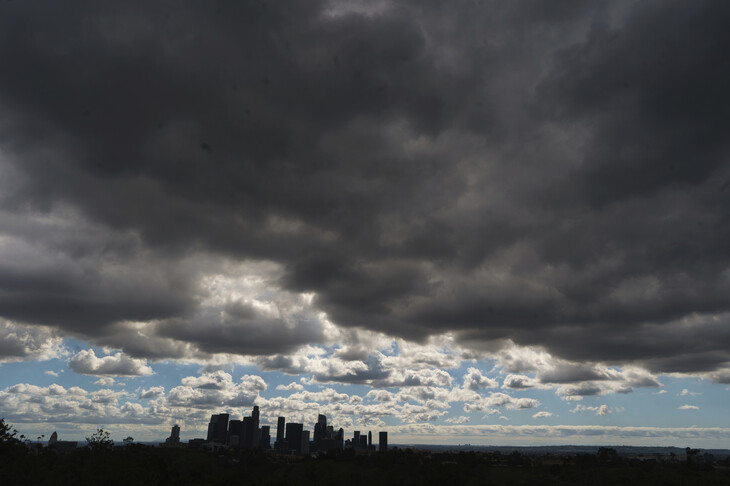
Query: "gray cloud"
0 0 728 375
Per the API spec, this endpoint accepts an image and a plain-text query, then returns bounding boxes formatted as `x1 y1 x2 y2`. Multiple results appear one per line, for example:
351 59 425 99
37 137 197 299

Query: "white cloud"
69 349 153 376
462 367 498 391
445 416 469 424
502 374 542 390
139 386 165 399
94 377 115 386
44 370 59 377
678 404 699 410
679 389 701 396
276 382 304 391
463 392 540 412
571 404 610 416
533 411 553 419
0 320 65 363
167 371 266 409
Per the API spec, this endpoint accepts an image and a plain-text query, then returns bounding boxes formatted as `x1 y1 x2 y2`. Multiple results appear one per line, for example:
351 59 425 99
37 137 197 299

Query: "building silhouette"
207 413 229 443
165 424 181 445
379 431 388 451
47 431 78 453
259 425 271 449
198 407 385 456
227 420 243 447
285 422 303 455
275 417 285 451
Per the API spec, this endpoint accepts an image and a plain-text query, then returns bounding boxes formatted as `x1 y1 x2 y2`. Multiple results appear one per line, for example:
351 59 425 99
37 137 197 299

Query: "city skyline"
1 1 729 449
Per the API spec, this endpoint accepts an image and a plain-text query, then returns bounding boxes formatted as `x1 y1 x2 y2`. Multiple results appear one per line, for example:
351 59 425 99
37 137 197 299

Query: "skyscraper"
337 428 344 451
207 413 229 443
259 425 271 449
276 417 285 451
227 420 243 446
379 431 388 451
285 422 303 455
242 416 255 448
252 405 260 430
301 430 310 455
165 424 180 444
368 431 372 448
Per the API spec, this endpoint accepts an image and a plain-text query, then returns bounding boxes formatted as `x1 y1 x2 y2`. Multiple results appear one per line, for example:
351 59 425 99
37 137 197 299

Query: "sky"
0 0 729 448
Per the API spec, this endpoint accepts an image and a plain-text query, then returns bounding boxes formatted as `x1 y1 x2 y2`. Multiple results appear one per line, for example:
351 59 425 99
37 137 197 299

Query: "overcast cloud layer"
1 0 729 392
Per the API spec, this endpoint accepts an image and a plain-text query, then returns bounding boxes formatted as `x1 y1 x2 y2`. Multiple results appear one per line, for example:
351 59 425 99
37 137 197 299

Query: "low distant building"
47 431 77 453
188 438 206 448
165 424 181 445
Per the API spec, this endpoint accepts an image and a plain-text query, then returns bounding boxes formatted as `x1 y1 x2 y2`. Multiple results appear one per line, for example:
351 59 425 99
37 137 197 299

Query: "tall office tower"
207 414 229 443
276 417 285 450
353 430 360 448
259 425 271 449
166 424 180 444
227 420 243 446
242 416 255 448
360 435 368 449
300 430 310 455
252 405 260 430
276 417 285 441
368 431 372 447
379 431 388 451
337 428 344 450
314 414 327 443
171 424 180 441
285 422 304 455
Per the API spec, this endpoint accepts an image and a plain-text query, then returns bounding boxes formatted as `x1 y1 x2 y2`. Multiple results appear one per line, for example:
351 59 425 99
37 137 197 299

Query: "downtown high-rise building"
207 413 229 443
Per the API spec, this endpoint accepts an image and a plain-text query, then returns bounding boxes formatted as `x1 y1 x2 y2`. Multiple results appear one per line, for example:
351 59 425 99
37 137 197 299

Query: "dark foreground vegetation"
3 422 730 485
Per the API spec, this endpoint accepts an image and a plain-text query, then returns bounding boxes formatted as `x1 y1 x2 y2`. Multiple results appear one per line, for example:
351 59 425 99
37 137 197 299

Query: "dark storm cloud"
0 0 729 373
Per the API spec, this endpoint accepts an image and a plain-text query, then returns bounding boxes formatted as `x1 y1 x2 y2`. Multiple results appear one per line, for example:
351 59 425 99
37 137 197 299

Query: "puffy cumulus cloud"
532 411 553 419
139 386 165 399
463 392 540 413
69 349 153 376
494 343 663 400
462 368 498 391
571 404 611 416
0 320 65 363
288 388 350 403
0 383 156 425
397 403 449 423
256 342 458 389
678 405 700 411
502 374 542 390
445 416 470 424
679 389 701 396
372 368 453 388
93 377 115 386
276 382 304 391
0 0 729 384
168 371 266 409
0 372 263 433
